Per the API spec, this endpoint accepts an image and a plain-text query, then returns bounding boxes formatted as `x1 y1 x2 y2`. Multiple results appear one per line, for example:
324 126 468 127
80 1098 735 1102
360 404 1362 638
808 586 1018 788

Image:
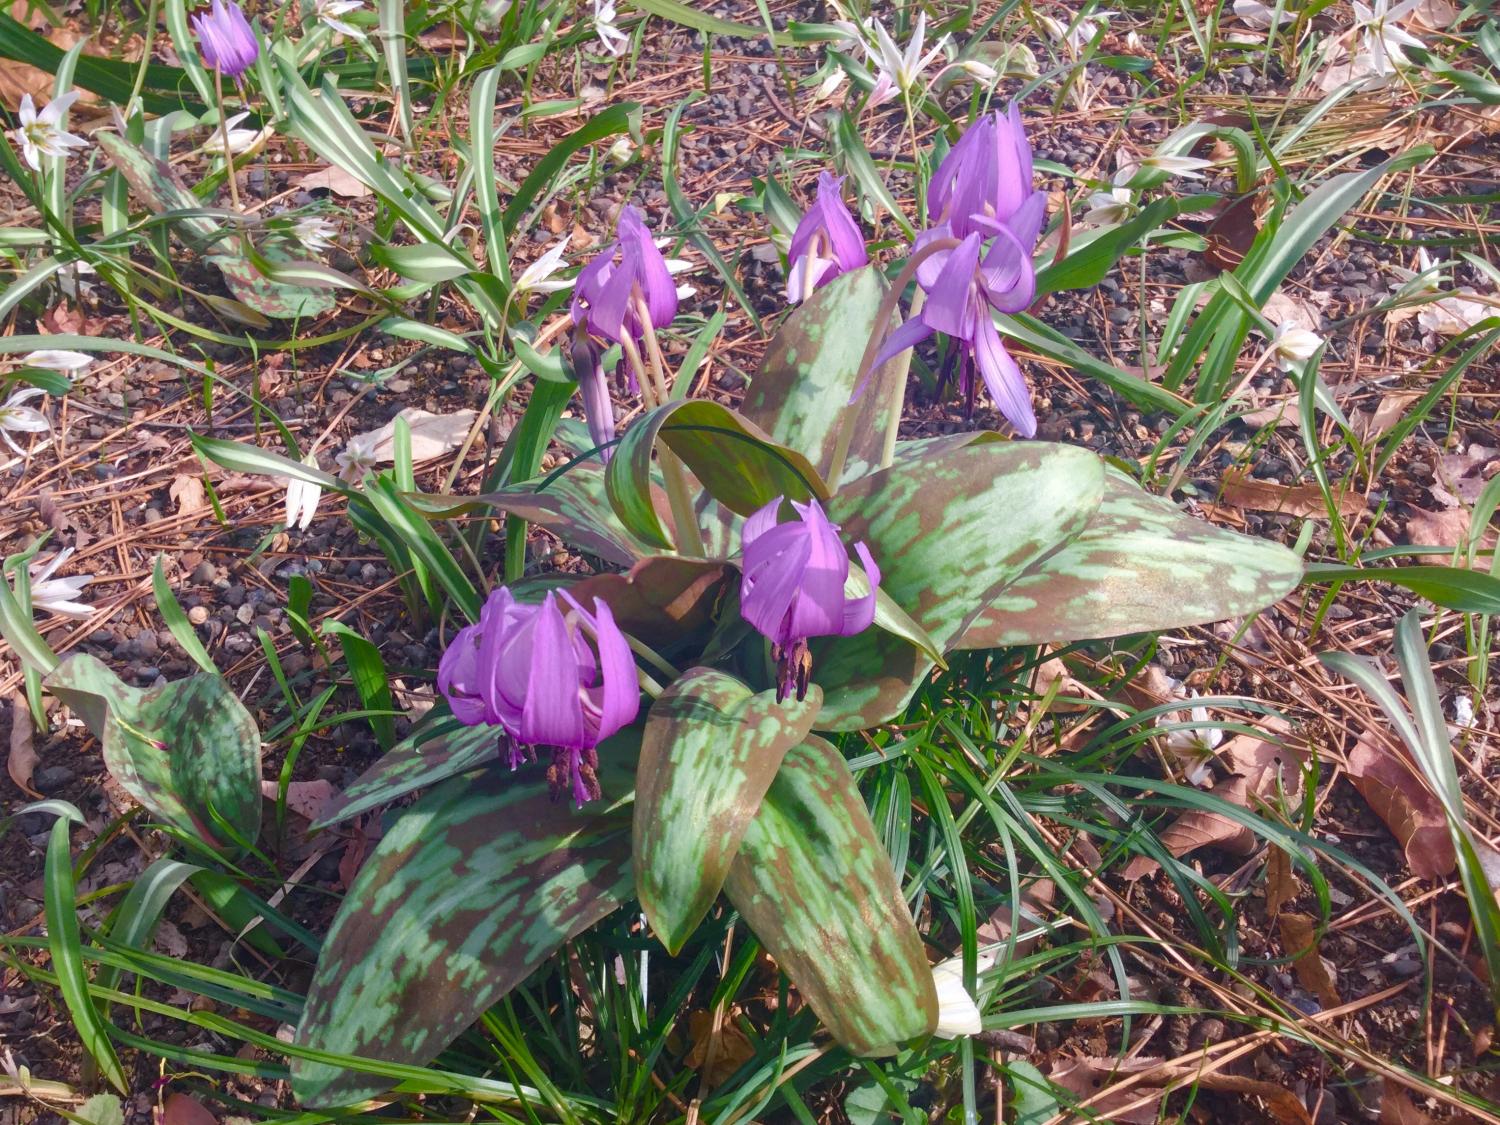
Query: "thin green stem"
623 326 705 558
214 70 242 214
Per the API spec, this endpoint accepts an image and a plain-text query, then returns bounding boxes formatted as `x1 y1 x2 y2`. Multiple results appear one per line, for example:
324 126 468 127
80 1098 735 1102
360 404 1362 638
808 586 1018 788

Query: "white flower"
1138 153 1215 180
931 953 994 1038
316 0 367 37
1233 0 1294 27
213 112 274 157
283 453 322 531
816 68 849 100
1039 12 1109 54
335 432 380 483
11 91 88 173
1351 0 1424 76
607 136 636 165
1084 185 1135 226
1156 685 1223 786
956 58 999 83
0 387 49 455
514 236 572 296
292 215 339 253
594 0 628 55
28 548 93 618
1419 292 1492 336
21 350 93 372
867 10 948 105
1270 323 1324 370
57 259 97 299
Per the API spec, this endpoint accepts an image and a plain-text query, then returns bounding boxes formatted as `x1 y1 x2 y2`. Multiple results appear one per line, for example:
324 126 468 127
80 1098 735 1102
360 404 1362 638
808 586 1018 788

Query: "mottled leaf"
44 654 260 852
813 441 1106 729
310 719 503 830
292 748 637 1106
635 669 821 953
724 736 937 1054
959 471 1303 648
609 401 829 548
95 132 217 247
570 556 733 655
210 245 336 320
740 266 906 483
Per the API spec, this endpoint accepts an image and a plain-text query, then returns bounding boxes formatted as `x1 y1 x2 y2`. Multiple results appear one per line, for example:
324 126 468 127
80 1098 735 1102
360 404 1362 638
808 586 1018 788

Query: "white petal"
25 348 95 370
930 955 990 1038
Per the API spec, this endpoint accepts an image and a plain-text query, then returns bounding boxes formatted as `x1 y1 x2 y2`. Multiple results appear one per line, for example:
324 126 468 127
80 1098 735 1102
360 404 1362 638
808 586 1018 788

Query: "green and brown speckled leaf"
311 720 503 830
210 245 336 321
292 751 637 1107
811 441 1106 729
740 266 906 484
609 401 829 549
96 132 218 247
44 654 261 853
570 556 732 655
957 471 1304 648
635 669 821 953
723 736 937 1055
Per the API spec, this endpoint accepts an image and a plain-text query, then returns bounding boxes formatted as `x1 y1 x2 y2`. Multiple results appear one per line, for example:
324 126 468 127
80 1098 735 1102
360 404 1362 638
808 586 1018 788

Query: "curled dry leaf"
293 166 373 199
261 778 339 823
169 474 208 516
6 693 39 796
347 407 480 466
977 879 1056 957
684 1009 756 1089
1405 507 1497 558
1278 912 1342 1008
1220 469 1365 521
1379 1079 1438 1124
1265 844 1298 919
1218 718 1303 796
1346 732 1456 880
161 1092 217 1125
1122 775 1260 880
1351 391 1422 443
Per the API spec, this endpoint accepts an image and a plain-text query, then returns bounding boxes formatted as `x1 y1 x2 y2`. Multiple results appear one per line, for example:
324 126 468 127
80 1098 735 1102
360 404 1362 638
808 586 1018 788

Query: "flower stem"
879 286 924 469
214 70 242 214
620 332 704 558
826 236 959 491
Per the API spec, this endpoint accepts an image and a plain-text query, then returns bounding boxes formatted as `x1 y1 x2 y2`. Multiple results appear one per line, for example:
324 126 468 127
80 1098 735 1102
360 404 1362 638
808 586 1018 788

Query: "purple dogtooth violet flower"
740 496 880 703
192 0 260 80
566 319 616 462
785 172 869 304
438 587 639 806
927 104 1039 240
571 204 679 356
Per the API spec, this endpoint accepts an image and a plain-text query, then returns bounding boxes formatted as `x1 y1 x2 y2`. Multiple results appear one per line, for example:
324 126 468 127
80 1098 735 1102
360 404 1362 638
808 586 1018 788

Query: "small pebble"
33 765 76 792
188 606 209 625
236 604 255 625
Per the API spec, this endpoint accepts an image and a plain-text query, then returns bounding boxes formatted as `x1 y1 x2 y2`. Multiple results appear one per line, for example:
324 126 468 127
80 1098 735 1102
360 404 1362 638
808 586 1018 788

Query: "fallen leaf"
1218 720 1303 796
153 920 189 958
260 779 337 822
161 1092 217 1125
1201 192 1261 273
1262 290 1327 334
7 693 38 796
169 474 208 516
337 820 371 890
1434 446 1500 508
1279 912 1341 1007
977 879 1056 957
1346 732 1456 880
0 26 101 112
685 1009 756 1089
1221 469 1365 520
293 166 372 198
1266 844 1298 919
1351 391 1422 442
348 407 480 465
1050 1055 1313 1125
1031 654 1090 712
1379 1079 1436 1124
1122 775 1259 880
1405 507 1497 560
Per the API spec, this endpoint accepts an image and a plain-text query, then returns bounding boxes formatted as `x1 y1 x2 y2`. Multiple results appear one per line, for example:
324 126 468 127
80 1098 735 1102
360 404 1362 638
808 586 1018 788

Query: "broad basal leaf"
740 266 906 483
957 471 1303 648
812 441 1106 729
635 669 821 953
311 719 503 830
210 244 336 320
292 749 637 1107
723 737 937 1054
570 556 733 656
44 654 260 852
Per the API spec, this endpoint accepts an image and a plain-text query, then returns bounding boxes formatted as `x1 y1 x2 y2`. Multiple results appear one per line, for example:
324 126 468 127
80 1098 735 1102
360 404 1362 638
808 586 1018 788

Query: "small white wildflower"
1418 292 1492 336
316 0 367 38
292 214 339 253
1270 323 1324 370
27 547 94 618
21 350 93 372
1040 11 1109 54
930 953 995 1038
1352 0 1424 76
815 68 848 100
0 387 49 455
607 136 636 165
1084 185 1135 226
335 432 380 483
956 58 999 83
514 236 572 296
1139 153 1215 180
214 111 274 157
283 453 322 532
11 91 88 173
867 10 948 105
1157 685 1223 787
1233 0 1294 27
594 0 628 55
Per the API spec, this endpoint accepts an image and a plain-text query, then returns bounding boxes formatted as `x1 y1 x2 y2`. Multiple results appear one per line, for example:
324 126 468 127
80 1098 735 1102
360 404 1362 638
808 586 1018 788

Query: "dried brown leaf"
6 693 38 796
1266 844 1298 919
684 1009 756 1089
976 879 1056 956
293 165 372 198
1221 469 1365 520
1406 507 1497 557
169 474 207 516
1122 776 1259 880
1278 912 1341 1007
161 1092 217 1125
348 407 479 465
1379 1079 1437 1124
1352 392 1422 442
1346 733 1456 880
1048 1057 1162 1124
260 778 337 822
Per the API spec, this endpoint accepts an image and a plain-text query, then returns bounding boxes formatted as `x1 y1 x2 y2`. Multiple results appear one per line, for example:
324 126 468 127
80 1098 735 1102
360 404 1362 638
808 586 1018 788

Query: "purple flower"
571 204 678 349
786 173 869 304
567 321 616 462
740 496 880 702
928 104 1037 240
192 0 260 80
438 587 639 805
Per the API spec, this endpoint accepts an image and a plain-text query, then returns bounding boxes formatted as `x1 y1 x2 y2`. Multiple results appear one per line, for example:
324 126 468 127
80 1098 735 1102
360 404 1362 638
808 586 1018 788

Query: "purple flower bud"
740 496 880 702
438 587 639 805
785 172 869 304
567 321 616 463
192 0 260 80
928 104 1036 239
571 204 678 348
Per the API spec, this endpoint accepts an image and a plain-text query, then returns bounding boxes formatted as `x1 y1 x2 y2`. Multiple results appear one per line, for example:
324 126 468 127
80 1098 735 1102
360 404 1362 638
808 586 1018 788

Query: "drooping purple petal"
570 326 616 462
842 540 880 635
618 205 679 328
786 173 868 303
973 313 1036 438
520 594 587 749
921 233 984 340
584 597 637 743
437 623 487 726
571 205 677 346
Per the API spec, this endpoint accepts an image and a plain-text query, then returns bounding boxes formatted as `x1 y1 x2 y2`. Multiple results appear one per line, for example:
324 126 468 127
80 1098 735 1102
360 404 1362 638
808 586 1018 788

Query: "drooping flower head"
740 496 880 703
11 92 88 172
876 106 1047 437
567 321 616 463
0 386 49 456
438 588 639 805
786 172 869 304
571 204 678 351
192 0 260 80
